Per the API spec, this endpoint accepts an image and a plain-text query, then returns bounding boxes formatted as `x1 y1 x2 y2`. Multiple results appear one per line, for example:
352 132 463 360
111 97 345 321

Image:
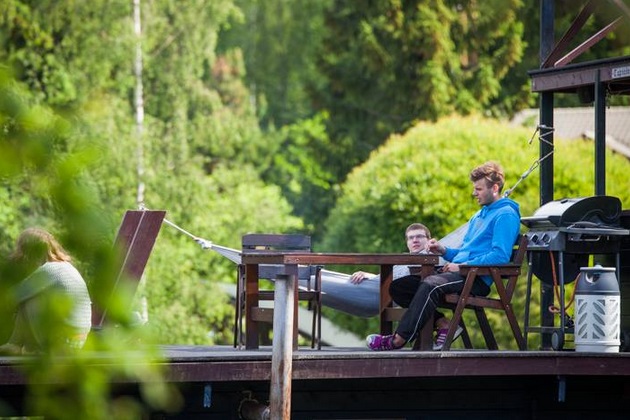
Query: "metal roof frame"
532 0 630 205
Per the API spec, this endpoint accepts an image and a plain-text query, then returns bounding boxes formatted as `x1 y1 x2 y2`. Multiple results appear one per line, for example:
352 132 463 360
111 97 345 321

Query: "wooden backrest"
241 234 313 281
242 233 311 252
92 210 165 329
503 234 528 298
511 234 528 266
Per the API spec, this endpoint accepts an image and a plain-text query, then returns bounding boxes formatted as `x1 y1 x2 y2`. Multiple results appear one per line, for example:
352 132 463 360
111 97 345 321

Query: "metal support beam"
594 70 606 195
539 0 555 207
539 93 554 206
539 0 555 351
540 0 555 65
539 93 555 353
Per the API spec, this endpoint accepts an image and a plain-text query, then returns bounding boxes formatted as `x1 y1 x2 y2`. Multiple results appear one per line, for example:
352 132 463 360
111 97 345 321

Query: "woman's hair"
469 161 505 192
10 227 72 265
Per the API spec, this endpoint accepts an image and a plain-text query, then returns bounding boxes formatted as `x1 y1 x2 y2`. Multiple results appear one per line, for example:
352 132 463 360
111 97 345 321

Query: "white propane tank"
574 265 620 353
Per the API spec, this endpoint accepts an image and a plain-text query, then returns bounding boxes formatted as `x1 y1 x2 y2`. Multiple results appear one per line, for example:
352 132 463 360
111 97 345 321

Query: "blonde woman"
0 228 92 355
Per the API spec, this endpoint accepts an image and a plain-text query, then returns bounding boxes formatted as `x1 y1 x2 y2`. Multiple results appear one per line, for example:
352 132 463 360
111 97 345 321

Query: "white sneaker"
433 325 464 351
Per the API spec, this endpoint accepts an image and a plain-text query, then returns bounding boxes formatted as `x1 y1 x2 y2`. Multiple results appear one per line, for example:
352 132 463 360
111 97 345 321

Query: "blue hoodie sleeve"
443 246 458 262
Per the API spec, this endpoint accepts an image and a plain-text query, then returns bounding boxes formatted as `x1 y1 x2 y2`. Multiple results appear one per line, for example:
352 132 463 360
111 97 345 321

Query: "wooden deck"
160 345 630 381
2 346 630 419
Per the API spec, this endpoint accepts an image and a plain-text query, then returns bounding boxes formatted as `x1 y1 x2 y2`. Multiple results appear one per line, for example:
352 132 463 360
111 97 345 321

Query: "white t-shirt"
16 261 92 334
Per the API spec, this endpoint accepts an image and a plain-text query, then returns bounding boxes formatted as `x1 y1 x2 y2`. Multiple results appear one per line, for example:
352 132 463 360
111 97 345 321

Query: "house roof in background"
511 106 630 158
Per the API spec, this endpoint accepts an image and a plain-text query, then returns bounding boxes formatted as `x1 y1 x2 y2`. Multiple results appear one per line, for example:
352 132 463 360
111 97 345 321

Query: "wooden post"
269 274 294 418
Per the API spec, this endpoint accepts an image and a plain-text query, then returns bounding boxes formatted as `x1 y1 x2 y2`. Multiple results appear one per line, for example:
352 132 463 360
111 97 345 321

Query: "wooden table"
241 252 439 350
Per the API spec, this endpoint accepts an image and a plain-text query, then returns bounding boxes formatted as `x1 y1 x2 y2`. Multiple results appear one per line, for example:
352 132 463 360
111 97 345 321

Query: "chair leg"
316 267 323 349
308 267 323 349
234 266 244 348
439 306 472 349
441 315 464 351
311 299 317 349
459 320 473 349
503 302 527 350
441 271 477 351
474 307 498 350
413 314 435 350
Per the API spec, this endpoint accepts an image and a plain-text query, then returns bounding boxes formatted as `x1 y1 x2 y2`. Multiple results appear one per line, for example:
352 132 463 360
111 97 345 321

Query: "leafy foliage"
0 0 313 371
218 0 330 128
0 68 181 420
261 112 337 233
314 0 526 177
223 0 630 237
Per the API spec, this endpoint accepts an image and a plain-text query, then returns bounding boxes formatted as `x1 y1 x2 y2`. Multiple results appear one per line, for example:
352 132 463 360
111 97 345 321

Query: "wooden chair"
91 210 165 330
234 234 323 349
436 234 528 351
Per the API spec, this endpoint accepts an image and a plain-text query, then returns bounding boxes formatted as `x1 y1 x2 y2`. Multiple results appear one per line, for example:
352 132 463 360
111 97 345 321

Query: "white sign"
611 66 630 79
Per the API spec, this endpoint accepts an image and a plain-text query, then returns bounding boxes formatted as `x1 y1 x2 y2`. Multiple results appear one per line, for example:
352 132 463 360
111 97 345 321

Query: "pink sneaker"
366 334 403 351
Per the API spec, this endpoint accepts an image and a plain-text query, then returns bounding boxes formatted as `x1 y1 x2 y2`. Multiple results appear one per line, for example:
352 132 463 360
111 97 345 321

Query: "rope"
163 218 202 242
503 125 555 198
161 217 243 264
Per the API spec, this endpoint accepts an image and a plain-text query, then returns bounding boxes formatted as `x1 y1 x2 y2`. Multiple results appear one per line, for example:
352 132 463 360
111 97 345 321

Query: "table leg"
417 266 435 350
379 264 394 335
415 317 434 350
284 263 299 350
245 263 260 350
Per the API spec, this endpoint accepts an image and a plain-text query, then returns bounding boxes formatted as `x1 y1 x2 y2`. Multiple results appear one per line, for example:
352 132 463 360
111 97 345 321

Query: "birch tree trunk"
134 0 145 207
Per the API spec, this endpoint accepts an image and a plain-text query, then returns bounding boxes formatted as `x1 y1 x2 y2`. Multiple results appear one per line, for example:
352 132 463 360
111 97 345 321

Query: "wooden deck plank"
3 346 630 418
3 346 629 386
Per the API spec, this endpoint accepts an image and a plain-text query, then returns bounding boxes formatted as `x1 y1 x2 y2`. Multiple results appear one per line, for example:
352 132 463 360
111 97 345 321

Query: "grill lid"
521 196 622 229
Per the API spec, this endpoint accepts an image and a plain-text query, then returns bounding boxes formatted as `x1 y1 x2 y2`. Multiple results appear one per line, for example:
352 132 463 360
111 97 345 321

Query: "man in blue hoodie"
366 161 521 351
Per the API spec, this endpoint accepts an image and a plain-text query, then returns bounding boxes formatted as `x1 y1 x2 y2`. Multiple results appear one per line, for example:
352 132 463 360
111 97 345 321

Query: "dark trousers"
390 272 490 342
390 276 446 326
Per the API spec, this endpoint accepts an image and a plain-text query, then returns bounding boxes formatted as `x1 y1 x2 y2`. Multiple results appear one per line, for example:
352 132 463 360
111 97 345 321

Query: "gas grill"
521 196 629 285
522 195 629 350
521 196 629 253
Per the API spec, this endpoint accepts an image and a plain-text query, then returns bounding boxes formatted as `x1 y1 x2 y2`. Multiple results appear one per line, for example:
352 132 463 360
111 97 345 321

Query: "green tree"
0 0 305 350
260 112 337 233
217 0 338 237
222 0 630 239
315 0 526 179
0 0 135 107
218 0 330 129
